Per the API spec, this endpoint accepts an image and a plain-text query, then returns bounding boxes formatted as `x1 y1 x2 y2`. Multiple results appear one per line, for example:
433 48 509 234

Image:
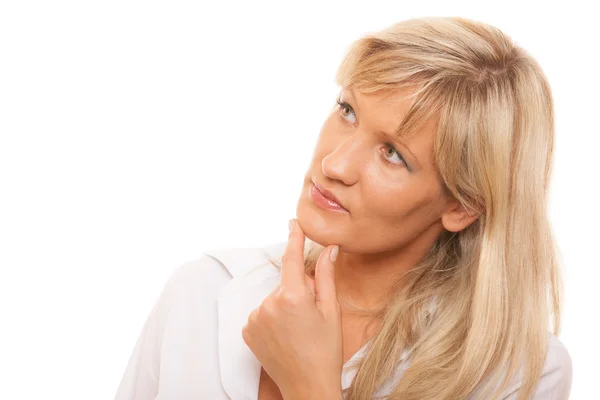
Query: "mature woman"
115 16 572 400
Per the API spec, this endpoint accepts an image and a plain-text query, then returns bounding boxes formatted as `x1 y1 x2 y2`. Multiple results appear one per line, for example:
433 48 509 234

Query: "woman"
115 16 572 400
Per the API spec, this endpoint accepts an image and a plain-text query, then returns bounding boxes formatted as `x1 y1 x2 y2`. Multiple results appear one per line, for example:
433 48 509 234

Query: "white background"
1 1 598 399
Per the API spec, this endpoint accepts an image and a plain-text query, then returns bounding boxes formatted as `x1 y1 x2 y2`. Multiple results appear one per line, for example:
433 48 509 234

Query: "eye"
382 144 408 169
336 100 357 124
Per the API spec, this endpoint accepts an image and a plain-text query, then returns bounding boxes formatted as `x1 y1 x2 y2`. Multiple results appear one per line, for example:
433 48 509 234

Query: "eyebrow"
344 88 422 169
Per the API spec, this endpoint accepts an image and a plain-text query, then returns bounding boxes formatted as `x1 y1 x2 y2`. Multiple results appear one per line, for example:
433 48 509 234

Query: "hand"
241 218 344 399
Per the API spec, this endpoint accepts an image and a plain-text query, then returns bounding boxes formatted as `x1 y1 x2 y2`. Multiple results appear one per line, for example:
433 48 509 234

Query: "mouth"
310 180 349 214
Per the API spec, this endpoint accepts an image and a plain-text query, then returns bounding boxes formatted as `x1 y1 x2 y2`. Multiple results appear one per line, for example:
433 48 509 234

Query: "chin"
295 197 347 248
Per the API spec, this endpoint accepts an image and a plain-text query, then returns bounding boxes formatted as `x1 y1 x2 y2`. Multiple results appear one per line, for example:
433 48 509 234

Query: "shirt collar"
206 241 416 398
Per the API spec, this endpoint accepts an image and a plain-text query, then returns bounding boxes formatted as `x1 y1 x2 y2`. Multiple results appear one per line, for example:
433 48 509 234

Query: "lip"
310 181 349 213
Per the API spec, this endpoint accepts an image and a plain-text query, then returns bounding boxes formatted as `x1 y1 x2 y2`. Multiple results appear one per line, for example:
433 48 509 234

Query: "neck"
333 230 439 314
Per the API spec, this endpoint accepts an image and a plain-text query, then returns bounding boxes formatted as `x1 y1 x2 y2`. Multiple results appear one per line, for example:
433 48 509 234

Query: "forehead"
341 87 438 170
342 86 414 114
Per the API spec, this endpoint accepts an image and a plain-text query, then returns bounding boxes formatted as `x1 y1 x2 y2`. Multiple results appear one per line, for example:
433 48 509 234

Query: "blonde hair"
271 16 563 399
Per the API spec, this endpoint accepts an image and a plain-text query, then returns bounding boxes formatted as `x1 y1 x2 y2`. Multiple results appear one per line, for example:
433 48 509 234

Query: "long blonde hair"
271 16 562 399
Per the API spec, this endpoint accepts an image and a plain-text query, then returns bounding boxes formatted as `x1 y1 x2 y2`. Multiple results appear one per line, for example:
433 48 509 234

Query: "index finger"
280 218 306 292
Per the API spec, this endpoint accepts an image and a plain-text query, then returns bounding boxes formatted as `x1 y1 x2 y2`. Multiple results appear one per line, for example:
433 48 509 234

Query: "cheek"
363 166 409 214
361 168 441 226
364 164 401 190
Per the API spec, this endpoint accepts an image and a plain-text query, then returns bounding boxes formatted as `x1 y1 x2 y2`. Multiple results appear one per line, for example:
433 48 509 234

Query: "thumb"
314 245 340 314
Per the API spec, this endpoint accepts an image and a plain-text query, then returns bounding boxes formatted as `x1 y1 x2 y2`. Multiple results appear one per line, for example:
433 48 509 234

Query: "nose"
321 134 366 186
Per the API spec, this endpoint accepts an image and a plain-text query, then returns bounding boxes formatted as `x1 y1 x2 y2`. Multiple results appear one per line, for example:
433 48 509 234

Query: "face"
296 87 468 256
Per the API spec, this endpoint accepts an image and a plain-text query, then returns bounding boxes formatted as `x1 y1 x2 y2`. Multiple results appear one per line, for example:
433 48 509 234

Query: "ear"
441 200 480 233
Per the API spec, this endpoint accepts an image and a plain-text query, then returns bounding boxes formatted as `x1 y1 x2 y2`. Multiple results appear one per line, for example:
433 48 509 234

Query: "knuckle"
281 250 292 264
258 302 276 319
241 324 251 345
247 308 258 324
277 289 303 308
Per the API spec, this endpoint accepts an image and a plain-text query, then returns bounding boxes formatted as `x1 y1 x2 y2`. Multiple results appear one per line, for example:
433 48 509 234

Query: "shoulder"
157 255 230 302
535 332 572 397
202 240 287 278
161 240 288 296
166 255 230 285
494 332 572 400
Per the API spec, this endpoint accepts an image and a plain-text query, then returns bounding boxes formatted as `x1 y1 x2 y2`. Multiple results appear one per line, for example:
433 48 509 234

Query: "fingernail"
288 219 295 232
329 245 339 262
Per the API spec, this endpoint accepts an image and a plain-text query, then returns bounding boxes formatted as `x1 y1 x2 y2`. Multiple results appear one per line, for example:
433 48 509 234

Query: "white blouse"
114 241 572 400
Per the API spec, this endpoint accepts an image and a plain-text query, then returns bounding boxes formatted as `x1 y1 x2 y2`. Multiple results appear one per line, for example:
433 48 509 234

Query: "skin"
243 87 480 399
296 86 479 312
243 220 343 399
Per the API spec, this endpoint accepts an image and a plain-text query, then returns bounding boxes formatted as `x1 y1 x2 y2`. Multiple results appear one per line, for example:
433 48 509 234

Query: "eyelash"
335 99 408 169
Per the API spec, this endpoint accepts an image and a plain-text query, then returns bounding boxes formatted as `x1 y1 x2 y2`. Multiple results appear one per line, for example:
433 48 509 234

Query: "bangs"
335 35 448 141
